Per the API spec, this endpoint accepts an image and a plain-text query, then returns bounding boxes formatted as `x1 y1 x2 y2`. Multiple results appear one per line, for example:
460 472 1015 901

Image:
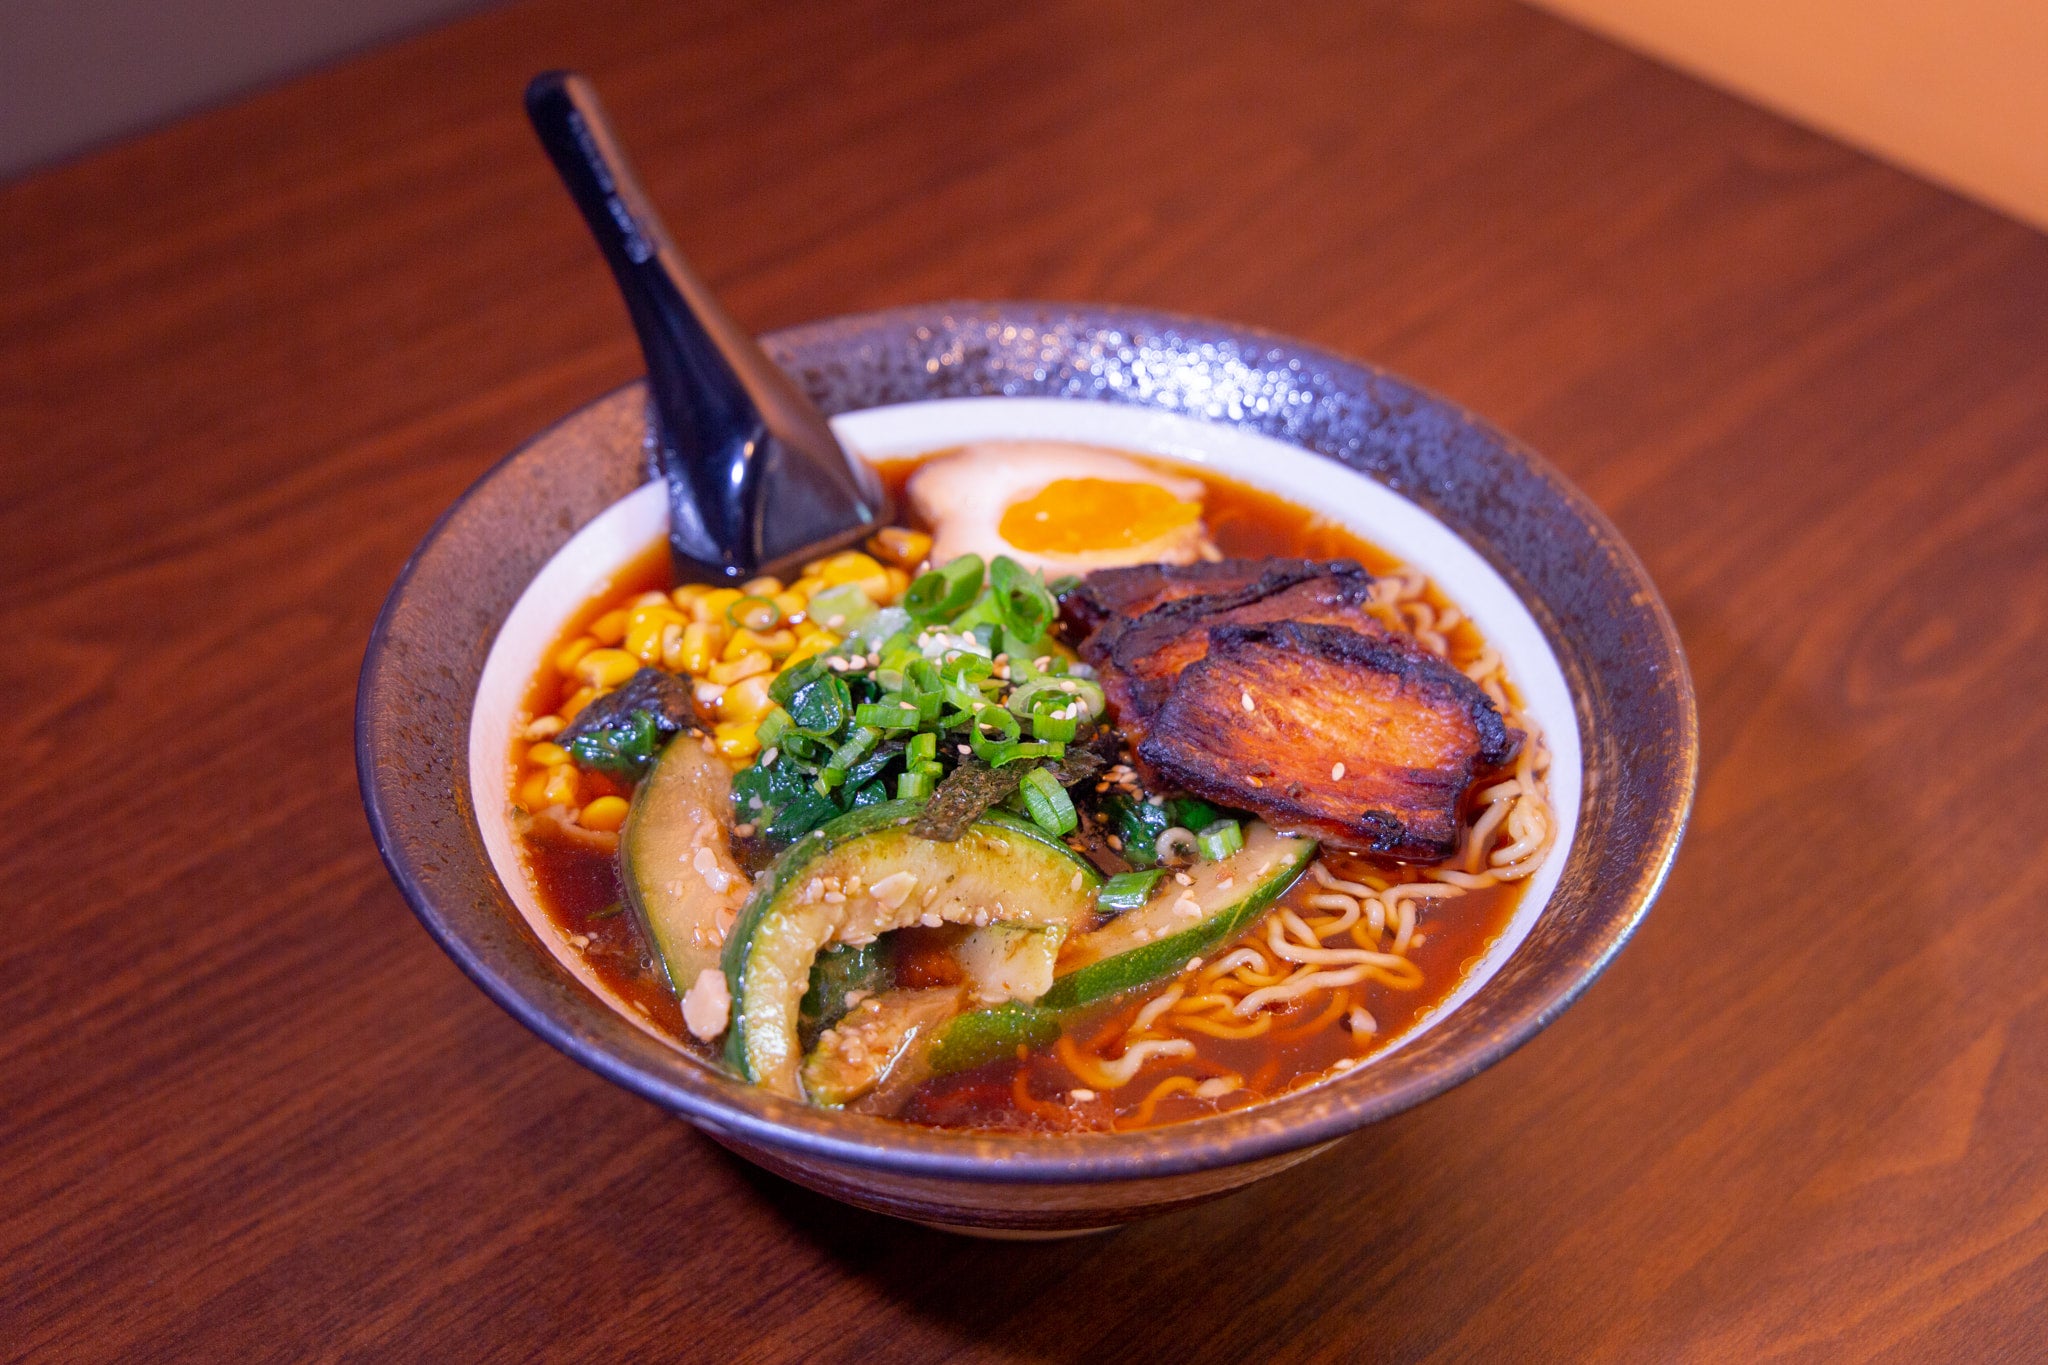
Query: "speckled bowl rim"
357 302 1696 1184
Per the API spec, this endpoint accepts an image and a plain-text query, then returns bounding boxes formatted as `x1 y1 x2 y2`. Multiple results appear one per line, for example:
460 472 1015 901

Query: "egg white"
907 442 1213 576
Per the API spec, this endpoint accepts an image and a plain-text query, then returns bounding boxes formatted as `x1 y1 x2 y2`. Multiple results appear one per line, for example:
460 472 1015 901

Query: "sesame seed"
1241 690 1255 712
1332 762 1345 780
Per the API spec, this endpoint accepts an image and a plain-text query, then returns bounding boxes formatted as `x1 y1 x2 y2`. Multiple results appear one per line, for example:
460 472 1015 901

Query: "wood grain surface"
5 0 2046 1359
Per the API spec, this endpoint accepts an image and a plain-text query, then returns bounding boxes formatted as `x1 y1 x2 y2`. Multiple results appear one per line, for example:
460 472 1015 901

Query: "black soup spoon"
525 71 890 583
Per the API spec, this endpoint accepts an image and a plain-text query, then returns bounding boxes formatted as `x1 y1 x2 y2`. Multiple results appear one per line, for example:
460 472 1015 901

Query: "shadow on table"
707 585 1968 1361
717 1134 1431 1363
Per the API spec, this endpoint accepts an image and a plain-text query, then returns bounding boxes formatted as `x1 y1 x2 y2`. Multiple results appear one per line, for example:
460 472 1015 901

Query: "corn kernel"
679 620 724 674
554 636 600 674
740 575 784 597
659 621 689 672
629 600 687 631
723 627 797 661
519 772 551 809
671 583 712 610
523 715 565 741
720 673 775 723
870 527 932 568
578 795 630 833
801 558 825 576
790 575 828 601
542 764 580 807
528 741 571 767
625 609 685 665
708 650 773 685
781 632 840 667
692 588 745 624
589 609 629 646
880 566 911 603
576 648 641 688
770 590 808 625
713 720 760 760
630 590 671 608
820 551 886 586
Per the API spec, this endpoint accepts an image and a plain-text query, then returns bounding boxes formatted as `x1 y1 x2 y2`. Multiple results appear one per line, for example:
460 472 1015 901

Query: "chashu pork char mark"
1085 562 1380 733
1058 558 1329 642
1137 622 1516 861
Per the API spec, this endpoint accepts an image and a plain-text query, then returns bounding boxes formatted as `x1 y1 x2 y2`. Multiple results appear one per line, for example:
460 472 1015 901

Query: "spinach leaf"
1102 791 1173 867
564 708 664 778
558 667 694 778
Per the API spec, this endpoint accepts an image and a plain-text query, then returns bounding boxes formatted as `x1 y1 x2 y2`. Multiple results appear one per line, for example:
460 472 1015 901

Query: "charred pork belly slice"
1136 622 1515 861
1086 562 1381 731
1058 558 1325 641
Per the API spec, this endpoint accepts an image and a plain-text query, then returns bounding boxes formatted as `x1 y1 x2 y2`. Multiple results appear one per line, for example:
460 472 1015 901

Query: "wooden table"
7 0 2046 1357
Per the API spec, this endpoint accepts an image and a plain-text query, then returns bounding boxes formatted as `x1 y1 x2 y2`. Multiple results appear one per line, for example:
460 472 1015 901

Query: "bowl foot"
914 1220 1119 1240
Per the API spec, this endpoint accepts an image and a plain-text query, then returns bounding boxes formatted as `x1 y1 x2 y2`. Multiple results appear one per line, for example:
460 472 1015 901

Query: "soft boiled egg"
907 442 1215 576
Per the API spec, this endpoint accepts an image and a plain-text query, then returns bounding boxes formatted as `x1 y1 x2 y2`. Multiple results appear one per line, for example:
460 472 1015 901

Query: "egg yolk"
997 478 1203 555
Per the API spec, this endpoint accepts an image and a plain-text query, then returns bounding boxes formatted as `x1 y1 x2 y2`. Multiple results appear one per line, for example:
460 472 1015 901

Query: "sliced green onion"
826 726 881 773
1006 675 1104 721
1197 818 1244 861
805 583 876 632
1095 869 1166 912
989 556 1056 643
1029 703 1079 743
966 704 1022 761
754 707 791 749
726 595 783 632
1018 767 1078 836
942 682 991 717
906 732 938 764
979 739 1061 767
903 554 984 622
939 652 994 687
854 699 923 731
948 588 1005 635
896 768 937 802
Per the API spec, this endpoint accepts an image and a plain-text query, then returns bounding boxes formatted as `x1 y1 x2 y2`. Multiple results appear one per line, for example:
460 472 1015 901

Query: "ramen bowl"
356 302 1695 1234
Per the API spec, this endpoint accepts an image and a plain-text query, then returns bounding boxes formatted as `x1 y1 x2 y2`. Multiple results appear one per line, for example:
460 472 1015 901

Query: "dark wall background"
0 0 505 179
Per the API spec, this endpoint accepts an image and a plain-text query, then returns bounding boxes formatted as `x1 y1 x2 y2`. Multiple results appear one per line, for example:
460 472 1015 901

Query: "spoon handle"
524 71 884 579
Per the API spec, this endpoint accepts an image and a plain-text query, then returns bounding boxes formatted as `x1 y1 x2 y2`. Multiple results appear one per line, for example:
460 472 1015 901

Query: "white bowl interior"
469 398 1584 1064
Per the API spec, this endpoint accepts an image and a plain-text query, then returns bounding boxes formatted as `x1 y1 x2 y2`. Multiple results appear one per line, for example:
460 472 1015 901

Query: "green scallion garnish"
1197 818 1244 861
1019 766 1078 836
1095 869 1166 912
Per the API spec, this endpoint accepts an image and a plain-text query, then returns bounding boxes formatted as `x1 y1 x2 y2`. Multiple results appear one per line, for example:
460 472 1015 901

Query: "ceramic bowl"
357 302 1695 1234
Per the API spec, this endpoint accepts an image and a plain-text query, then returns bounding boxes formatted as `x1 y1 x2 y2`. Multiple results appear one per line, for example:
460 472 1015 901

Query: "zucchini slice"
1043 820 1316 1008
620 736 751 995
801 987 966 1107
925 822 1318 1074
722 800 1099 1097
